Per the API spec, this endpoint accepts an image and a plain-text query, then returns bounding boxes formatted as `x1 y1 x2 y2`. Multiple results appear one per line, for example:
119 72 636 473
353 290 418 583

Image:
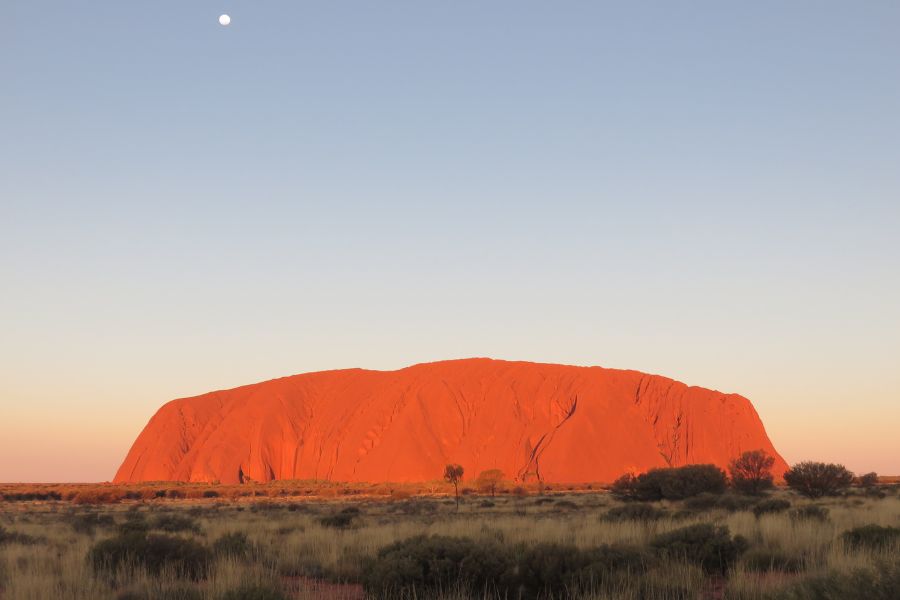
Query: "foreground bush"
650 523 748 574
741 547 803 573
89 532 210 579
784 462 854 498
683 492 758 513
212 532 253 559
753 498 791 517
363 535 511 597
772 560 899 600
115 585 201 600
151 514 201 534
0 525 39 546
363 535 652 599
68 512 116 535
219 585 288 600
612 465 728 501
841 525 900 550
603 503 667 521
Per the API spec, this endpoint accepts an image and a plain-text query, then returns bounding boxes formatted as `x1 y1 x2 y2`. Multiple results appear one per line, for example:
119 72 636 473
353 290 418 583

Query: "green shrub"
115 585 202 600
89 532 211 579
790 505 829 521
319 513 356 529
219 585 288 600
741 547 803 572
575 544 654 584
0 526 39 546
213 532 252 559
681 492 756 512
618 465 728 501
513 542 652 599
650 524 748 574
714 494 759 512
363 535 511 597
772 560 899 600
68 512 116 535
784 462 854 498
151 514 201 534
603 503 667 522
753 498 791 517
841 525 900 550
364 535 655 599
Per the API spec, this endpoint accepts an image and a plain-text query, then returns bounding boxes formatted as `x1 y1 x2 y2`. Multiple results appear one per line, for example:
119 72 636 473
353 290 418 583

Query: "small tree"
476 469 505 497
444 464 464 511
858 472 879 488
783 462 853 498
729 450 776 495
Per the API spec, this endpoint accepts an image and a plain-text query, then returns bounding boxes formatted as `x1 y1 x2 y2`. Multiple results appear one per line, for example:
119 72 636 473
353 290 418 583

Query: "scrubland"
1 484 898 600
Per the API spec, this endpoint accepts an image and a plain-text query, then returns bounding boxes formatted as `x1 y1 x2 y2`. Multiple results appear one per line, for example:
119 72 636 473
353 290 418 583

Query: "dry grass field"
1 484 898 600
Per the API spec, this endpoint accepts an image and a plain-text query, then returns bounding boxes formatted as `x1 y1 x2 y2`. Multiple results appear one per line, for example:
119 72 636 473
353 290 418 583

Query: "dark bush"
841 525 900 550
151 514 201 534
741 547 803 572
790 505 829 521
0 526 39 546
115 585 202 600
753 498 791 517
219 584 288 600
69 512 115 535
319 513 356 529
362 535 511 597
479 500 495 508
118 514 151 535
89 532 211 579
213 532 252 559
772 560 899 600
681 492 757 512
554 500 579 510
650 524 748 574
573 544 654 586
784 462 854 498
617 465 728 501
202 490 220 498
363 535 652 599
603 503 668 522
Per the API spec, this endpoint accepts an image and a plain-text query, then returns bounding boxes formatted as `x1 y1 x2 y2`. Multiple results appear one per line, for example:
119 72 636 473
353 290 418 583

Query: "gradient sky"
2 2 898 482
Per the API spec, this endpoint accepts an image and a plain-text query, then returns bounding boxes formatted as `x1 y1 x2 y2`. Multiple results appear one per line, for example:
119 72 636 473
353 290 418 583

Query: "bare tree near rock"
444 464 464 511
729 449 776 495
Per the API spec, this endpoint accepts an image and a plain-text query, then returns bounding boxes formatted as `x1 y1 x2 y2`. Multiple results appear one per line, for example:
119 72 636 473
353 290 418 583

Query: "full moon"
218 14 231 26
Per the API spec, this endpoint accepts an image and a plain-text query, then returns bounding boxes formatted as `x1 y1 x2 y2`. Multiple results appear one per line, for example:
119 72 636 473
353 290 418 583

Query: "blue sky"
1 1 898 481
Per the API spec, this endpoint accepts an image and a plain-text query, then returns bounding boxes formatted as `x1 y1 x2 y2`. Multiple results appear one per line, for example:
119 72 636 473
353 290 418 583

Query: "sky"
1 1 898 482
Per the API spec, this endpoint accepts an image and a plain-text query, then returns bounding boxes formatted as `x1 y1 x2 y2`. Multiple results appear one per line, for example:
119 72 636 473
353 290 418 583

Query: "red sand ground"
114 358 788 484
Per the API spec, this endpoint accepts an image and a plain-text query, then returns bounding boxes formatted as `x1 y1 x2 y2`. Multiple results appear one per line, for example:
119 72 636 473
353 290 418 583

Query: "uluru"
114 358 787 484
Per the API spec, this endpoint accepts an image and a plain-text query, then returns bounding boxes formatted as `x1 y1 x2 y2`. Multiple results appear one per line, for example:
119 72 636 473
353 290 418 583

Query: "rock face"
114 358 787 484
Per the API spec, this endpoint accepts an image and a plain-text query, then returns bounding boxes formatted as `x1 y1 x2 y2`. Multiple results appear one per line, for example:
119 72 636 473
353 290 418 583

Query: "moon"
218 14 231 26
